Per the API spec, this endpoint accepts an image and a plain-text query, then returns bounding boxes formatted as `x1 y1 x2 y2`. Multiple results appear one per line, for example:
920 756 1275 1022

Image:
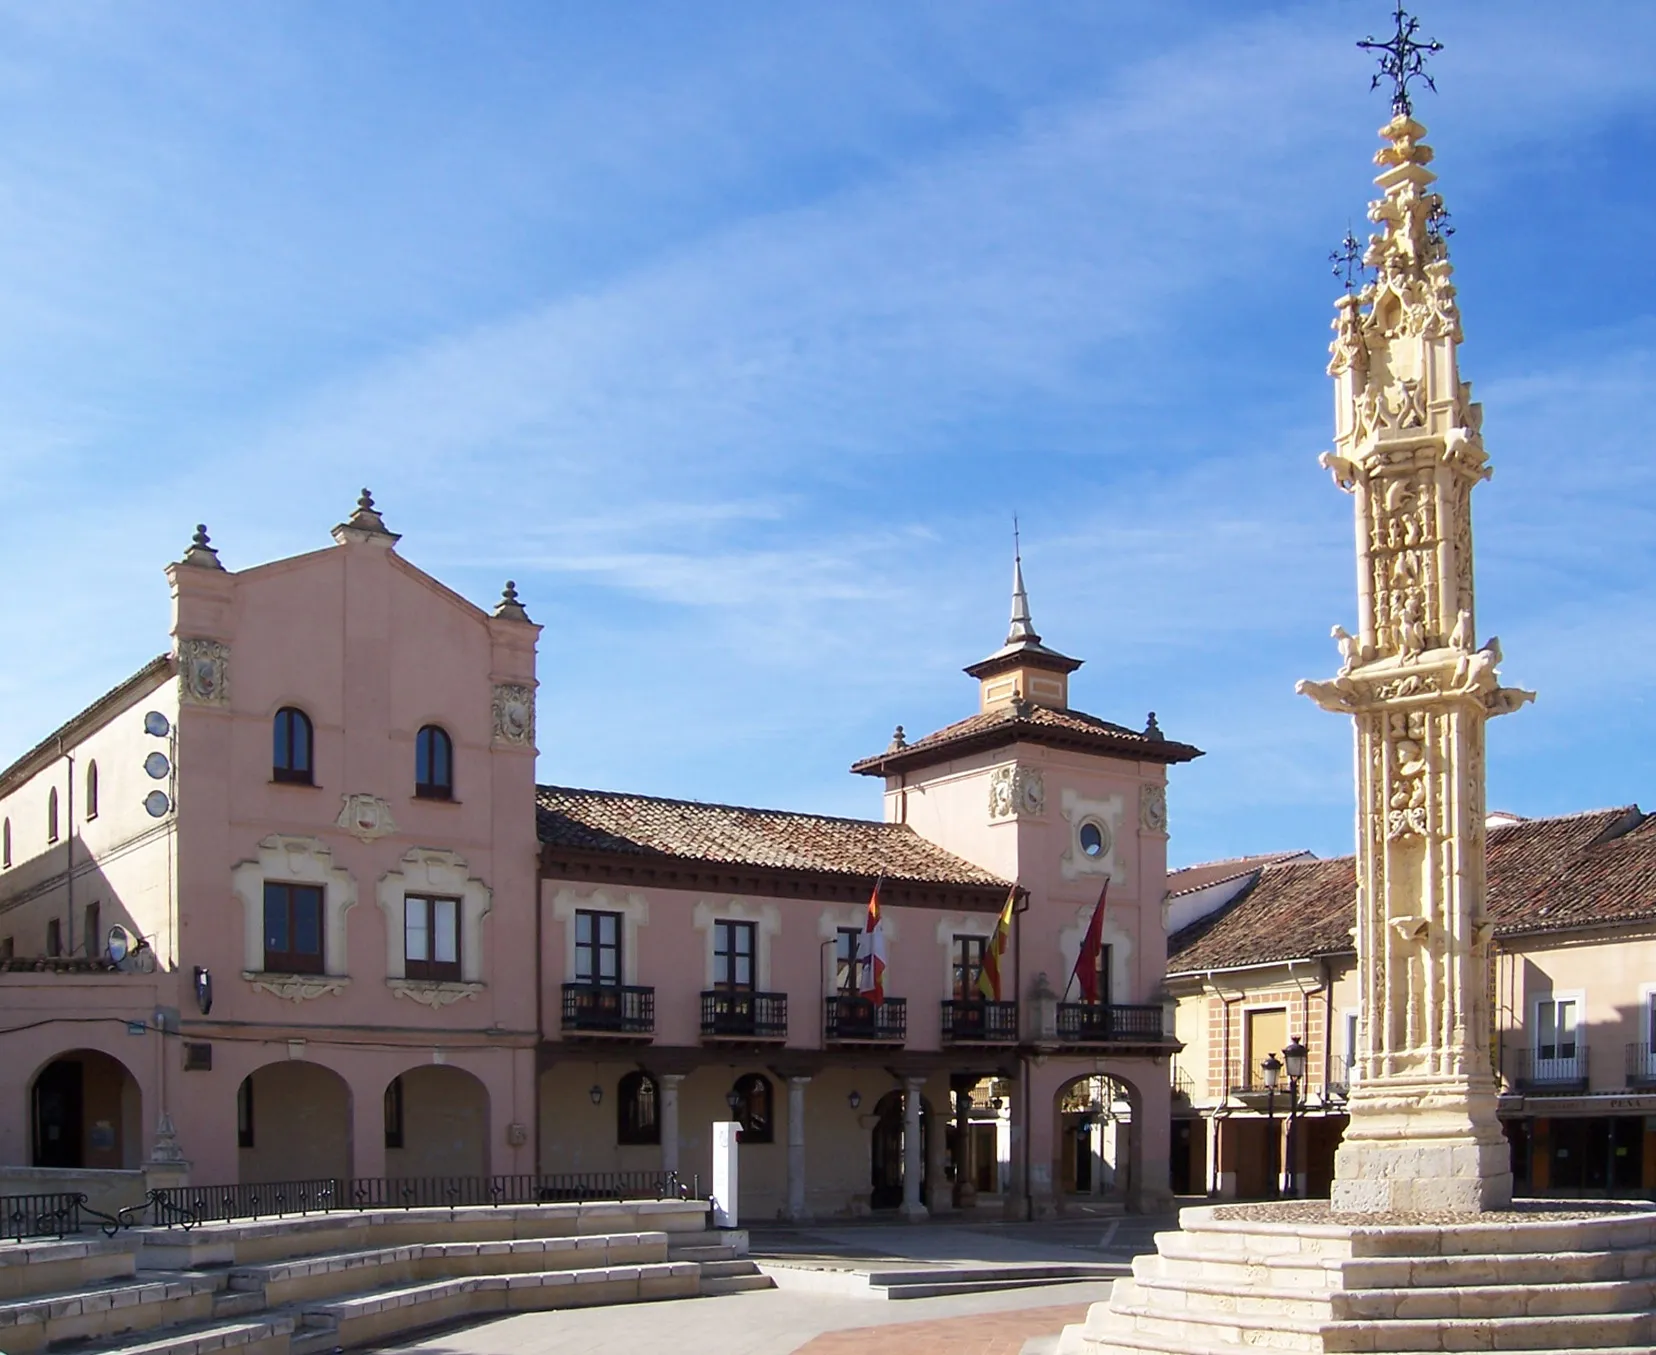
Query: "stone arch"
1051 1069 1143 1207
30 1048 143 1169
236 1060 352 1184
383 1064 489 1179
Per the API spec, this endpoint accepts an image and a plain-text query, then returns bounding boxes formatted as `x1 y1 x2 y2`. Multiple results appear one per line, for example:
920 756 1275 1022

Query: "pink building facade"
0 504 1200 1220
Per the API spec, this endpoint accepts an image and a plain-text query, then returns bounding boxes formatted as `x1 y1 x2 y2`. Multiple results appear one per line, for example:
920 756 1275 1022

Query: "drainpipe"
59 738 74 957
533 861 544 1177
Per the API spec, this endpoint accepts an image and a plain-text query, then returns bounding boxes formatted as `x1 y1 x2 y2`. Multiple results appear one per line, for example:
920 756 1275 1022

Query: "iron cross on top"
1358 5 1444 117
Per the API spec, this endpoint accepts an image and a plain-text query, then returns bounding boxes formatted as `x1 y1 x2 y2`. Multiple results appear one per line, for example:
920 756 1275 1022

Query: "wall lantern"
725 1088 743 1114
192 966 213 1016
847 1090 862 1111
589 1084 603 1106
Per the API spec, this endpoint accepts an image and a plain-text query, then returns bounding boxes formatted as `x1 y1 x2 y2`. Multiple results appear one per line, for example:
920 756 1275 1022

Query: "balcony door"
575 910 622 987
952 935 986 1001
1535 996 1580 1081
714 920 756 991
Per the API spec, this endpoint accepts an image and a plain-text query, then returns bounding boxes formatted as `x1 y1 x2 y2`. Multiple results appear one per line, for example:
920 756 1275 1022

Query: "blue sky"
2 2 1653 866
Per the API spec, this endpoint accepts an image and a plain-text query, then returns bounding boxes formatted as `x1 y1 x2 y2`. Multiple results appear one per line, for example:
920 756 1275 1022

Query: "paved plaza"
380 1212 1174 1355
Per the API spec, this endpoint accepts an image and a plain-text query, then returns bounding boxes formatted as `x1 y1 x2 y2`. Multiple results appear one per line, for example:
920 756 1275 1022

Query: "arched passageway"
1054 1073 1138 1202
870 1089 931 1210
31 1050 143 1169
237 1061 351 1184
383 1065 490 1178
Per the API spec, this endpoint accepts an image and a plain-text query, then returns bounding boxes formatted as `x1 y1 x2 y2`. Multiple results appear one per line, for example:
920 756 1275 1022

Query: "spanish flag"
976 887 1016 1002
860 877 887 1004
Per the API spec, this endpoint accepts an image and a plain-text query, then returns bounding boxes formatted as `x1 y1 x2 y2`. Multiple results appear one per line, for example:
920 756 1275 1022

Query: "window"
835 927 870 994
0 936 13 962
952 934 987 1001
272 707 314 784
574 909 621 986
237 1077 255 1148
713 920 756 991
83 902 100 959
1246 1007 1289 1088
1091 942 1114 1006
415 725 453 800
1536 997 1578 1063
47 788 59 843
404 895 460 981
618 1071 660 1145
46 918 62 957
3 817 9 868
1078 819 1110 858
384 1076 405 1149
85 761 98 820
731 1073 773 1144
263 881 325 974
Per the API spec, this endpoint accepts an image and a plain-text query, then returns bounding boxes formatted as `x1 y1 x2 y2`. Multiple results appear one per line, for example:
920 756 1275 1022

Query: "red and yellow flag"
860 877 887 1003
976 887 1016 1001
1071 879 1109 1003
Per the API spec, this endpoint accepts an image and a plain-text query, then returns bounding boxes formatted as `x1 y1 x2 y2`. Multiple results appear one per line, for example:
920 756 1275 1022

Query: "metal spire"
1007 517 1040 645
1358 5 1443 118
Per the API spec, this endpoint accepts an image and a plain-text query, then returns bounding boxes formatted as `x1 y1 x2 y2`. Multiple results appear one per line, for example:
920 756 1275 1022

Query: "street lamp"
1261 1052 1283 1200
1283 1036 1308 1199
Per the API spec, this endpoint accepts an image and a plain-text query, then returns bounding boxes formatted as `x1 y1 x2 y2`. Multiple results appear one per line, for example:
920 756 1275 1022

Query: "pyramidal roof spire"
1007 517 1040 645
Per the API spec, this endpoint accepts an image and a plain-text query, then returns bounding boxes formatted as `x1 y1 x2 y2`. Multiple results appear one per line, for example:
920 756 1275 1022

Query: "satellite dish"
144 752 170 780
144 711 171 738
107 925 131 965
143 790 171 818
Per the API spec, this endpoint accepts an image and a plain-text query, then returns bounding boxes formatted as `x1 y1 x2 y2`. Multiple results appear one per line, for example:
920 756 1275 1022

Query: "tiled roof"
1168 807 1647 972
536 785 1010 890
0 655 174 796
852 704 1202 777
1167 852 1314 899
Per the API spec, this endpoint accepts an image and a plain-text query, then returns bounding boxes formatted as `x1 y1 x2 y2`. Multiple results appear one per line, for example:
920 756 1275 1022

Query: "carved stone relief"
988 766 1045 820
387 979 485 1009
1385 709 1429 841
1139 785 1167 833
492 684 535 747
178 638 230 707
242 973 351 1002
336 794 398 842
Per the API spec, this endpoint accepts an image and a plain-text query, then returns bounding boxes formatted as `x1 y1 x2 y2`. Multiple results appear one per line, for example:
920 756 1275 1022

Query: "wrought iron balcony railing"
700 990 788 1040
561 983 654 1036
1326 1054 1351 1100
1171 1067 1194 1102
823 994 906 1043
1505 1046 1589 1092
1626 1043 1656 1088
1055 1002 1165 1043
941 999 1018 1043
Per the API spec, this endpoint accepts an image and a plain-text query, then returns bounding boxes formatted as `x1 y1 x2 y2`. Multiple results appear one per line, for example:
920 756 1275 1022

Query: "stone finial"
493 579 532 623
178 524 225 570
332 486 401 546
887 725 907 752
1144 711 1162 739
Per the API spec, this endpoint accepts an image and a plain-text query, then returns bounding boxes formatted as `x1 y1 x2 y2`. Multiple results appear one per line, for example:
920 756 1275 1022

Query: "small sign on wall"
126 1020 147 1036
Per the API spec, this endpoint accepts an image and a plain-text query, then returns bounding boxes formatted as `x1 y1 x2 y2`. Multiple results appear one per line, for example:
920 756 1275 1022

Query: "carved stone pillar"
899 1076 928 1221
785 1076 810 1221
1299 113 1530 1216
659 1073 684 1178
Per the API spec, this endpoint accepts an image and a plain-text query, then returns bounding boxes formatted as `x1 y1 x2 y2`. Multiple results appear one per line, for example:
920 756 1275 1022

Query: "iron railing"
1626 1043 1656 1087
823 994 906 1043
941 999 1018 1043
561 983 655 1036
2 1191 87 1242
1504 1047 1589 1092
1326 1054 1351 1100
700 990 787 1039
145 1170 697 1228
1055 1002 1164 1043
1171 1067 1194 1102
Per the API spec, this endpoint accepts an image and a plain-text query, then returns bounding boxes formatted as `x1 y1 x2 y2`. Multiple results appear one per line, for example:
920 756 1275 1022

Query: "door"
1170 1119 1194 1195
33 1059 83 1168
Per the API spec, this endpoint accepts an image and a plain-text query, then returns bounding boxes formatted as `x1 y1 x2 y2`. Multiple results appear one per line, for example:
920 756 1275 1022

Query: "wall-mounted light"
192 966 213 1016
847 1090 862 1110
725 1088 743 1114
589 1084 603 1106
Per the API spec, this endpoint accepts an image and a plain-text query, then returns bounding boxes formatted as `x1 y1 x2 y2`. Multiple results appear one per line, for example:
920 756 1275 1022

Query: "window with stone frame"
574 909 621 986
713 919 756 991
618 1071 659 1146
263 881 325 974
404 895 461 982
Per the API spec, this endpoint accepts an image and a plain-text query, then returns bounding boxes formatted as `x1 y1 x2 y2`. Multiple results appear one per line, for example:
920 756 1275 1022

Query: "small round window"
1079 820 1109 859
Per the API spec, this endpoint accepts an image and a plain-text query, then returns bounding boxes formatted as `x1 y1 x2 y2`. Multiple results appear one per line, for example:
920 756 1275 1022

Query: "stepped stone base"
1057 1200 1656 1355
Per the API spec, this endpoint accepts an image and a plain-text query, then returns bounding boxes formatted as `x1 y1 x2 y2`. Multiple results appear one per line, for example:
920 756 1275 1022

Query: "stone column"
659 1073 684 1179
785 1076 810 1221
924 1081 948 1213
1002 1078 1026 1220
899 1075 928 1221
953 1087 977 1208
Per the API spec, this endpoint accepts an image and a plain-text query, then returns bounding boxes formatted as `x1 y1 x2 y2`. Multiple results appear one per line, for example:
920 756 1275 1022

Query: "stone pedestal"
1331 1078 1512 1214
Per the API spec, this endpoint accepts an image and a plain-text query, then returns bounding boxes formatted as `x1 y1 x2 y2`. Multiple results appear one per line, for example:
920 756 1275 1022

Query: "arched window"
415 725 453 800
47 788 59 843
272 708 314 784
85 761 99 820
3 817 10 868
731 1073 773 1144
618 1071 660 1146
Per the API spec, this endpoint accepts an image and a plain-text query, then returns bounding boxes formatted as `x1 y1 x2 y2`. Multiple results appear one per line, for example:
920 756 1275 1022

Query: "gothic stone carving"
988 765 1045 820
1140 784 1167 833
178 638 229 706
492 684 535 746
336 794 398 842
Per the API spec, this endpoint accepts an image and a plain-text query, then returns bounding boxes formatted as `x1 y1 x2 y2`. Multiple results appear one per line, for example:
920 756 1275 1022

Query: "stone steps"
0 1270 225 1353
0 1234 136 1302
67 1312 298 1355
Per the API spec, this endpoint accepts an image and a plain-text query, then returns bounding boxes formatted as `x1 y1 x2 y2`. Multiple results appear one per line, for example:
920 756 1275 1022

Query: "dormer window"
415 725 453 800
273 708 314 785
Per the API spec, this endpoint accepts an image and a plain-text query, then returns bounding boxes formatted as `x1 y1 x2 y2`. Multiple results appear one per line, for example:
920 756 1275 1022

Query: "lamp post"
1261 1052 1283 1200
1283 1036 1308 1199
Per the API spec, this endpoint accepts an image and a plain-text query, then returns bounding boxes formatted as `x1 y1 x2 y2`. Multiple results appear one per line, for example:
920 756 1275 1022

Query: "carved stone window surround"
551 887 649 986
376 848 492 985
241 972 352 1003
387 978 487 1009
232 835 357 979
692 898 780 989
1059 790 1124 885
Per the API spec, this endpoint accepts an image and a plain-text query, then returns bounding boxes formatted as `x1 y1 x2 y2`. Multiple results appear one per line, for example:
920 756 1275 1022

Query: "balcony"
700 990 787 1042
1506 1047 1589 1093
1326 1054 1351 1101
822 995 906 1044
1055 1002 1165 1044
941 999 1018 1044
1626 1043 1656 1088
561 983 654 1038
1171 1067 1194 1104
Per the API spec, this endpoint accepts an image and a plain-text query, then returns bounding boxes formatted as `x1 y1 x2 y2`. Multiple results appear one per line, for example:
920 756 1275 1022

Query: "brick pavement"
789 1301 1090 1354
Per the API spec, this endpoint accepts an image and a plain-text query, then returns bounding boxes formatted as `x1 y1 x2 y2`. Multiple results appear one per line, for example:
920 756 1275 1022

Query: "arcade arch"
236 1061 351 1184
1053 1071 1141 1204
30 1049 142 1169
383 1065 489 1178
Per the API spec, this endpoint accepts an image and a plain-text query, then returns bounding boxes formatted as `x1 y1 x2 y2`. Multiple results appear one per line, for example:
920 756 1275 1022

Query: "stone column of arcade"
1057 14 1656 1354
899 1075 927 1221
659 1074 684 1179
785 1076 810 1221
